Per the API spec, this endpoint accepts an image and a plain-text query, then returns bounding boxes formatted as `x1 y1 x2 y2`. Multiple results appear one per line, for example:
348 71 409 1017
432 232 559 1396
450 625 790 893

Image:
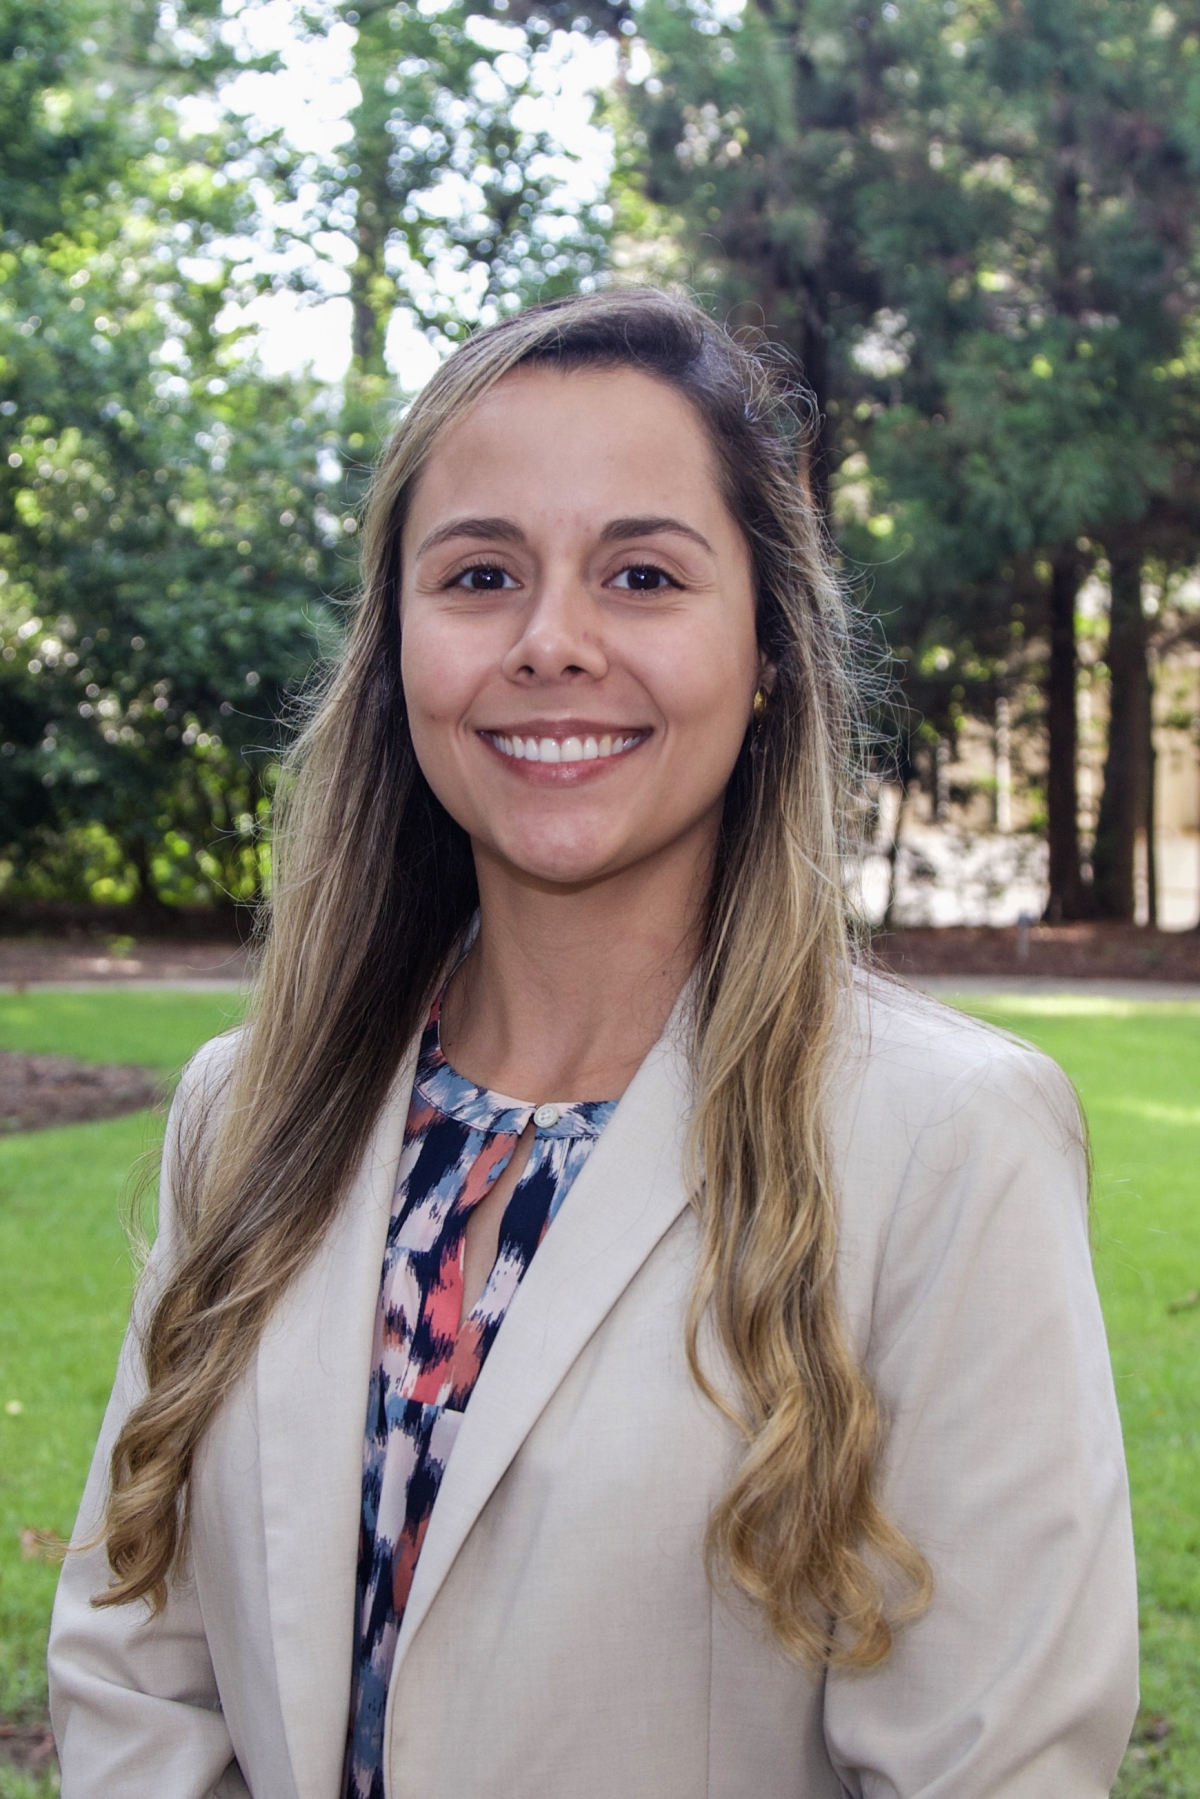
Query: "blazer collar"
389 1008 694 1681
255 1001 695 1799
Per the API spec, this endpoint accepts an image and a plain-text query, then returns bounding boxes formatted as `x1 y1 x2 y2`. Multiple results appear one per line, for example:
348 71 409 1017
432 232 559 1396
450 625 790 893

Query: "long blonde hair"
100 287 929 1668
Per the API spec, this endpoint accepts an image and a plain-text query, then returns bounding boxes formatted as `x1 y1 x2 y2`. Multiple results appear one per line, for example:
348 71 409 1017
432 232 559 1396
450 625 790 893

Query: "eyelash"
444 558 682 592
611 561 681 591
445 557 512 590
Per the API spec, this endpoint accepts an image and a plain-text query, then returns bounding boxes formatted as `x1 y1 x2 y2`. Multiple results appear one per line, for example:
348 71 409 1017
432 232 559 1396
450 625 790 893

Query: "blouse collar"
414 996 617 1141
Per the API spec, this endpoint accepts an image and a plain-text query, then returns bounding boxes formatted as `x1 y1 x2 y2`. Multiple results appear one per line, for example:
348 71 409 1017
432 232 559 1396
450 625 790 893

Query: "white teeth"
487 731 641 762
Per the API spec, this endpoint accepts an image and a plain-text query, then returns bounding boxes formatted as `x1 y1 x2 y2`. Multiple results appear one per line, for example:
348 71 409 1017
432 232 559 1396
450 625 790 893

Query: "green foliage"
327 0 611 378
0 1 350 902
0 1771 58 1799
610 0 1200 744
847 0 1200 710
0 341 346 897
5 0 1195 899
0 0 616 904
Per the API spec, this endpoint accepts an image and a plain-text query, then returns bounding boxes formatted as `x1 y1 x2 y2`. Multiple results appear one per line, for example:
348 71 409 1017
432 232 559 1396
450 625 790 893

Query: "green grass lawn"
956 994 1200 1799
0 990 243 1798
0 987 1196 1796
0 988 243 1076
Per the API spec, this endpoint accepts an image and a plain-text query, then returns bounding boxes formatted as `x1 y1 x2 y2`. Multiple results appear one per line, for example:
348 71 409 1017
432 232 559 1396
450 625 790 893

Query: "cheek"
401 684 480 841
398 613 484 825
642 615 758 744
400 609 479 725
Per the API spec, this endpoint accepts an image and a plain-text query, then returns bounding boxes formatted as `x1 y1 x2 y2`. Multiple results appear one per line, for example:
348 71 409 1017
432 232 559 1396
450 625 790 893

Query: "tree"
252 0 617 664
586 0 1200 920
0 0 345 904
1091 538 1150 918
263 0 612 483
937 0 1200 919
603 0 943 512
2 0 617 906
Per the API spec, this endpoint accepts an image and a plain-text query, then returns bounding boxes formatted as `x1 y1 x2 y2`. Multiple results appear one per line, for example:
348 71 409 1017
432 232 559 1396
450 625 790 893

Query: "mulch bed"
2 924 1197 988
0 1050 161 1133
872 922 1200 982
0 1715 57 1774
0 935 250 986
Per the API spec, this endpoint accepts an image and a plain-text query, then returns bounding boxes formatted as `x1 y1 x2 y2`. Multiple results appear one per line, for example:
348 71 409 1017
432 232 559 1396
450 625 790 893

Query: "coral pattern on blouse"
344 996 617 1799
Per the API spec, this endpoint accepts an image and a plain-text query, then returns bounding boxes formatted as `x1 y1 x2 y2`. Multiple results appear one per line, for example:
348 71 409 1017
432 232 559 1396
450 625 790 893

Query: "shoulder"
166 1026 244 1149
829 973 1088 1339
177 1025 243 1105
834 968 1081 1155
155 1027 245 1258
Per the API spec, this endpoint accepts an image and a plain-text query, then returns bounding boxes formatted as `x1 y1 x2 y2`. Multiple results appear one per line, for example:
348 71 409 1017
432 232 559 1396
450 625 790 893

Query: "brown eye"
613 564 675 591
455 564 514 591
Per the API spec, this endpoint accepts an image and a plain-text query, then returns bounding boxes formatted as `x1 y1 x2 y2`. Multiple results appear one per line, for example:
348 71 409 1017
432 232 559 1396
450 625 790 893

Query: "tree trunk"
994 694 1013 832
882 780 908 932
1146 711 1158 929
127 834 163 910
1093 543 1151 921
1045 549 1087 921
347 11 402 384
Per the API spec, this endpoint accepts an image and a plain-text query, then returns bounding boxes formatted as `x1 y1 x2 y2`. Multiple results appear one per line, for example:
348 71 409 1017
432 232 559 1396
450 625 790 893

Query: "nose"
501 569 608 684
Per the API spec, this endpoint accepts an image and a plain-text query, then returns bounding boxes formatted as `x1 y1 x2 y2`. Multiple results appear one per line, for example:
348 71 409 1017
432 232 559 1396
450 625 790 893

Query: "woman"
49 288 1138 1798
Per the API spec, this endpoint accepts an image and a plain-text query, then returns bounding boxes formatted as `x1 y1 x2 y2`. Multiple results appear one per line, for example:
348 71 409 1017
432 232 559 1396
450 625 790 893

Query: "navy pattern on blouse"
344 995 617 1798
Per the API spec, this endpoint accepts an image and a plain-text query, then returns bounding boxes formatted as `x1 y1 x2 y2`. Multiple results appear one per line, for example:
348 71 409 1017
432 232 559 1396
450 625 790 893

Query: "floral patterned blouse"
344 996 617 1799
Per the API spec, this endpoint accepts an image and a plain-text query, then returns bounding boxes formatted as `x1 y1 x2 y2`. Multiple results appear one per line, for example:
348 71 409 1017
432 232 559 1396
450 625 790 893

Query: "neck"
439 830 713 1105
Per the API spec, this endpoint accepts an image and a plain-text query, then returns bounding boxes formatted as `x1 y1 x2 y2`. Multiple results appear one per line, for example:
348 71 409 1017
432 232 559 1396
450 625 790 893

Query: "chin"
510 854 623 891
490 827 632 890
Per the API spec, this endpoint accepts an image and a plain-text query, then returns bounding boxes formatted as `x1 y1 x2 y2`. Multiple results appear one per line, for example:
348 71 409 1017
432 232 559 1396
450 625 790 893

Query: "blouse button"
532 1103 560 1129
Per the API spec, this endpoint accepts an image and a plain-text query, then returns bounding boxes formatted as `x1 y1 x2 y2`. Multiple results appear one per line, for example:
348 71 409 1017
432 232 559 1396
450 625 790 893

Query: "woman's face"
400 365 764 891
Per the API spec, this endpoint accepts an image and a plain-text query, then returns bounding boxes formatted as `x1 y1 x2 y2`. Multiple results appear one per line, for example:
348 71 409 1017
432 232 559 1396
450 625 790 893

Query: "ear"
757 652 778 693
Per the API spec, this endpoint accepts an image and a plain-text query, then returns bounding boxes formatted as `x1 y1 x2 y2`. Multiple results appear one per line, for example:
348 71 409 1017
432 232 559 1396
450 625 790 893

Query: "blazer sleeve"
824 1033 1139 1798
48 1037 250 1799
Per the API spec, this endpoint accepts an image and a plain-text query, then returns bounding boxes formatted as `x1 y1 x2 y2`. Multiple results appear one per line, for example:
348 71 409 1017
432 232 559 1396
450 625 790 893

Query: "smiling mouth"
481 730 648 765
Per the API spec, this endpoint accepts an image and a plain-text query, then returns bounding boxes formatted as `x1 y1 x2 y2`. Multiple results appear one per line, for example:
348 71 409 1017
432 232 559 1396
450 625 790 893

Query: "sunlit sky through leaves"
195 0 618 386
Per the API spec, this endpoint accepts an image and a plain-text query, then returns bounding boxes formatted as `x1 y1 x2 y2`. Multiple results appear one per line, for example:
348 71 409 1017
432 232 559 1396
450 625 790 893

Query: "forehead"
404 364 728 529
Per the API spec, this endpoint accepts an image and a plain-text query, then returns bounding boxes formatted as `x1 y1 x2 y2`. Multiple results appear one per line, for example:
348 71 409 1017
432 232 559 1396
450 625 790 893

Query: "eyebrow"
414 516 526 558
600 516 714 553
414 513 715 558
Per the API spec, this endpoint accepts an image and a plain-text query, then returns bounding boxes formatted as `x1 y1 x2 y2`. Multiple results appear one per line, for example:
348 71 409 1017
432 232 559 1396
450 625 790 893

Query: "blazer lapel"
390 1016 694 1678
256 1043 419 1799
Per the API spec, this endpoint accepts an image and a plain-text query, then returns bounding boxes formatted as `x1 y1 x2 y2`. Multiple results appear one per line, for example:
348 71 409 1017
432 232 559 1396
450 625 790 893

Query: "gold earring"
753 687 769 721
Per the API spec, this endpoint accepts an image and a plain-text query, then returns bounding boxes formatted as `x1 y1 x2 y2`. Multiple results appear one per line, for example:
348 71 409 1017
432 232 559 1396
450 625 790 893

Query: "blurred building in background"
856 647 1200 930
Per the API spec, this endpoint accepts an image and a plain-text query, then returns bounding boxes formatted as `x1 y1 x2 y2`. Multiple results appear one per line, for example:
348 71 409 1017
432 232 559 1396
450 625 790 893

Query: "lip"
477 724 652 780
479 720 651 740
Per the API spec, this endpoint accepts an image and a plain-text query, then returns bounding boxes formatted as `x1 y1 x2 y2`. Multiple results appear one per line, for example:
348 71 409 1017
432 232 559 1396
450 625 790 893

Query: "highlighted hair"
99 287 930 1669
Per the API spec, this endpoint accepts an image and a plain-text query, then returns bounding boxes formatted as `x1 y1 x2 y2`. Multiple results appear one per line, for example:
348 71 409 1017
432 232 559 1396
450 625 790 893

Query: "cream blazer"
49 977 1138 1799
